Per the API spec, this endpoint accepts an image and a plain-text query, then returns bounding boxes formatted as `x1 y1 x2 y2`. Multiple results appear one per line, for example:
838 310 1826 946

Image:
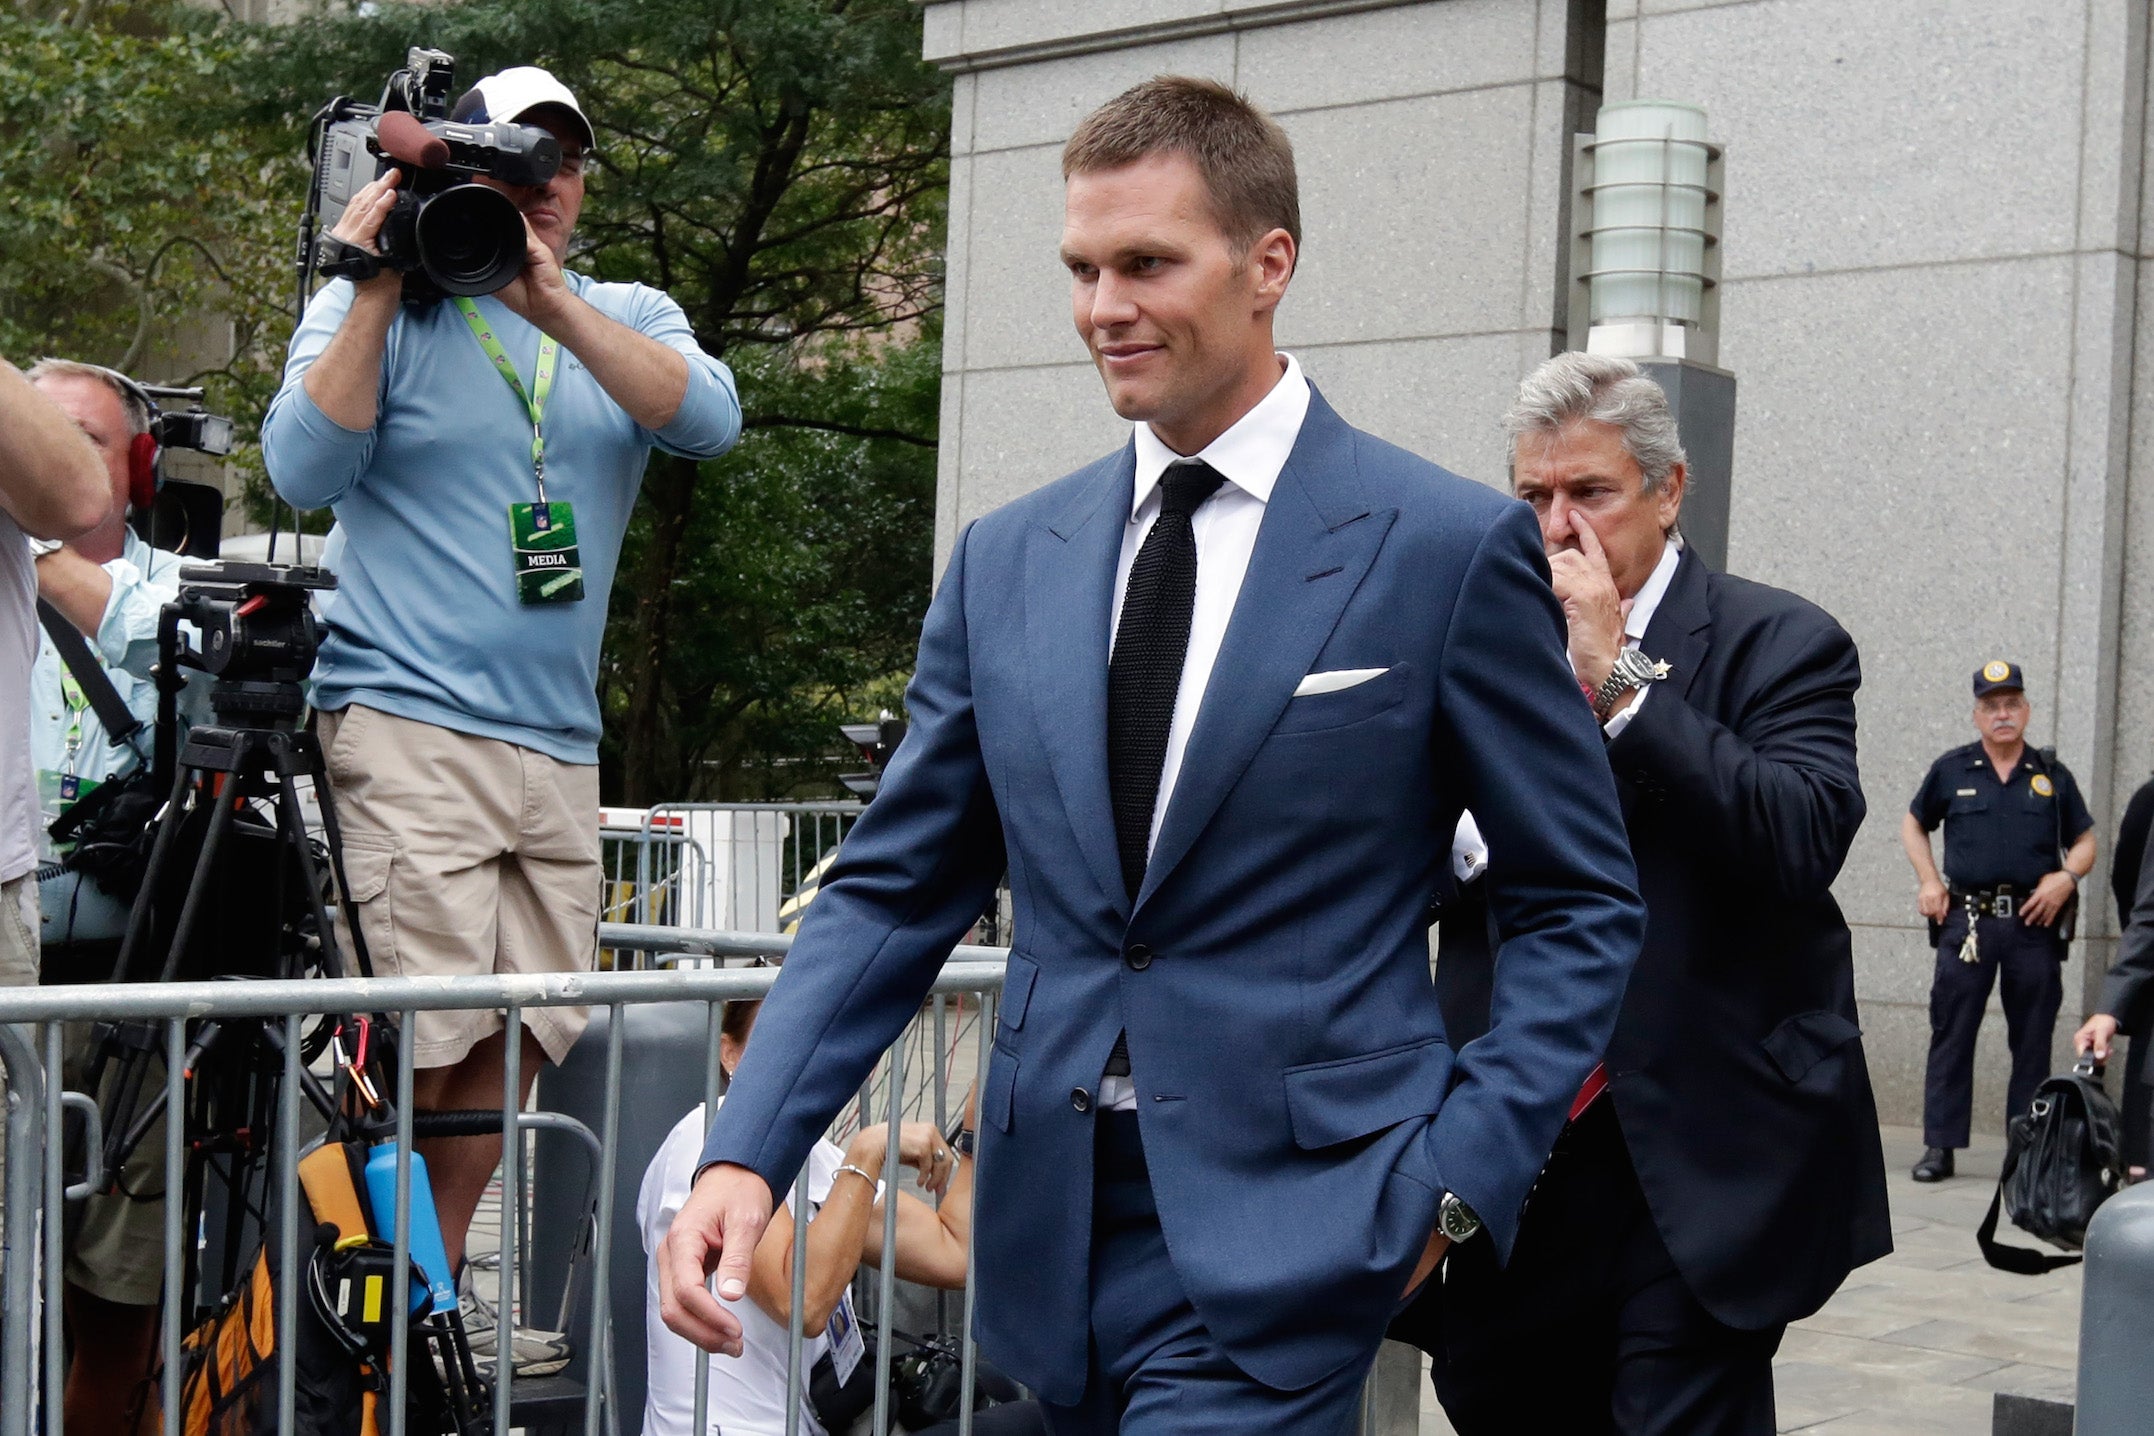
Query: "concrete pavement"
1417 1124 2085 1434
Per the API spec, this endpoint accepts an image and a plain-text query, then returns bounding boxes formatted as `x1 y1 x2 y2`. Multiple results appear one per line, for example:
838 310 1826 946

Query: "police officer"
1901 661 2097 1181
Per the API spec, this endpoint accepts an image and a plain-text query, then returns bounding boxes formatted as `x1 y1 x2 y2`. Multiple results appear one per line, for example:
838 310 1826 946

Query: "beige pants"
320 705 600 1068
0 875 34 1210
59 1022 166 1305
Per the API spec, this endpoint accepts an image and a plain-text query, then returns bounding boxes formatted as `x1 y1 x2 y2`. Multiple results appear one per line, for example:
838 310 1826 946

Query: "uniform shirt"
1 513 36 887
1910 742 2095 891
639 1101 877 1436
30 530 188 945
261 273 742 765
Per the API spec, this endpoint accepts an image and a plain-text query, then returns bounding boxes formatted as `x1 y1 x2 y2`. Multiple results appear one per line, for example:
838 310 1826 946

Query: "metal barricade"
598 822 712 929
2 926 1418 1435
0 925 1002 1436
595 803 867 956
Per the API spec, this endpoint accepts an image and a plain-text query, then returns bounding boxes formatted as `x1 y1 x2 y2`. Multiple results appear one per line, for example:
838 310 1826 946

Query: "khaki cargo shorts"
2 882 166 1305
320 704 599 1068
61 1023 167 1306
0 875 34 1210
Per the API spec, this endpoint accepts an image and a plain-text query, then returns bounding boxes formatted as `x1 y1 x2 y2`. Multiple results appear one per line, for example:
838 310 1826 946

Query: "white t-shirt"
639 1101 867 1436
1 514 39 887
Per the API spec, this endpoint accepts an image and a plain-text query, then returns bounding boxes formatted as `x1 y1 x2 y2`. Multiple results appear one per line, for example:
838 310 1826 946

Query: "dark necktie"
1102 460 1223 1083
1108 459 1227 898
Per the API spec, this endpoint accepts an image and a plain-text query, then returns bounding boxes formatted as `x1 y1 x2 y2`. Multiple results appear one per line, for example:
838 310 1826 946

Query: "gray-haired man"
1404 353 1890 1436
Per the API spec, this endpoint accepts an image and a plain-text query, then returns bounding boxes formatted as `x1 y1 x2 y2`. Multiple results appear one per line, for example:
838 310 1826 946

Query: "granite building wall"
921 0 2154 1127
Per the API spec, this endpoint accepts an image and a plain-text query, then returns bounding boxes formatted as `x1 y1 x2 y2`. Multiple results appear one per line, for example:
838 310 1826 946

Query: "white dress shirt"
1111 353 1310 855
1451 535 1681 880
1101 353 1310 1109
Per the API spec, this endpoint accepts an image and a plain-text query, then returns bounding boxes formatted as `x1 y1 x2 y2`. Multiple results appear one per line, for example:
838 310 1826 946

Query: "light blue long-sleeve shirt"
262 273 741 763
32 529 186 944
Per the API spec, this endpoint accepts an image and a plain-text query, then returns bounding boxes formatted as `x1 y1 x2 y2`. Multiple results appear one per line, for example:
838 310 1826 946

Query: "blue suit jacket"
703 389 1645 1400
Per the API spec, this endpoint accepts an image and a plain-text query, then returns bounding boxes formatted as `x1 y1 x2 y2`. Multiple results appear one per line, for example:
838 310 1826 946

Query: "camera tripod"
88 567 368 1191
79 564 499 1433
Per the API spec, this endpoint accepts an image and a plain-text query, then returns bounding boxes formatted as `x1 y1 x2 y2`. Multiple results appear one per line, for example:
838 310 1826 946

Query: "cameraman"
29 361 192 951
23 358 195 1432
261 66 741 1310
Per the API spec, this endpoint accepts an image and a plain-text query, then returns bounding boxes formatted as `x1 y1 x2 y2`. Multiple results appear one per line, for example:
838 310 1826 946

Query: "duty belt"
1951 885 2019 920
1949 885 2019 964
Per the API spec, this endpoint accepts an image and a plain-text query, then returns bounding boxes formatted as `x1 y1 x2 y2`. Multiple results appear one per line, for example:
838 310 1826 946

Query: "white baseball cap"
450 66 595 152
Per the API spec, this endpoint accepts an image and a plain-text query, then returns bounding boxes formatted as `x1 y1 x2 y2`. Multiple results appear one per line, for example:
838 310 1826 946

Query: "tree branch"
741 414 937 448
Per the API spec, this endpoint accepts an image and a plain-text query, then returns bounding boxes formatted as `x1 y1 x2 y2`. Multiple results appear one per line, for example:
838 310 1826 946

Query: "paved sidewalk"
1419 1124 2083 1434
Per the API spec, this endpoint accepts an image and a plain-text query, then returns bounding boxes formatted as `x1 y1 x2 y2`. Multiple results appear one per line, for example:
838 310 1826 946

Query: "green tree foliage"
0 1 299 488
247 0 950 803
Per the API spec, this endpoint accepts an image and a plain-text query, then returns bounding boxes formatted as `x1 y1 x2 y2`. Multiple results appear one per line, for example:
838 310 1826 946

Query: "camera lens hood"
412 183 529 297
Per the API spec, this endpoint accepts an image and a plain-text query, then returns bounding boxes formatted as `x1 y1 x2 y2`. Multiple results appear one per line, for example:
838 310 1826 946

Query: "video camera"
307 47 560 303
146 385 236 460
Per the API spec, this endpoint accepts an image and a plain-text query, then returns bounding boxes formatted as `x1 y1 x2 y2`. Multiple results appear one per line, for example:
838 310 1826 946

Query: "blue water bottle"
364 1141 459 1316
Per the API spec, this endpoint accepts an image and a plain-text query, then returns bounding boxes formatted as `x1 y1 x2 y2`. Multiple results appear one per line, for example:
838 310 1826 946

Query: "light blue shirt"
32 529 185 944
261 273 742 763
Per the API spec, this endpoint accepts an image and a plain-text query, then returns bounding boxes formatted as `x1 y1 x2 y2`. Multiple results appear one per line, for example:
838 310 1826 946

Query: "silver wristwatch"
1591 647 1666 720
1438 1190 1483 1243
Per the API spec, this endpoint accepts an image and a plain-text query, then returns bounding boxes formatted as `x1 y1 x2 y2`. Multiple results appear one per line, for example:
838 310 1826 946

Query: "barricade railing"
601 803 867 942
0 924 1004 1436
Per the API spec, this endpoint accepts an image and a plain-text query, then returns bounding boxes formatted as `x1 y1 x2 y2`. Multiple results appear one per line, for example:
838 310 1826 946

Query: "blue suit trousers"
1041 1113 1380 1436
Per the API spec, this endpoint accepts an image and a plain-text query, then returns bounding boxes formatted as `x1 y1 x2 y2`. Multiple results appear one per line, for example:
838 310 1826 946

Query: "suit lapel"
1137 391 1396 913
1640 545 1711 704
1027 449 1136 916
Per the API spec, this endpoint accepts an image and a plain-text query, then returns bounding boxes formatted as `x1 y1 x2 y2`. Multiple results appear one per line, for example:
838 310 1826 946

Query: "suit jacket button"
1124 943 1153 971
1070 1087 1093 1113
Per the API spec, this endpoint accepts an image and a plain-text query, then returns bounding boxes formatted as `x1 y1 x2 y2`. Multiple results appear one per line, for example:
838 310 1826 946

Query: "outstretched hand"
658 1162 774 1357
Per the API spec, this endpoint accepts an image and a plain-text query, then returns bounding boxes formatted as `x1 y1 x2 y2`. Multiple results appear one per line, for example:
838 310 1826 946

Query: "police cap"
1972 660 2025 698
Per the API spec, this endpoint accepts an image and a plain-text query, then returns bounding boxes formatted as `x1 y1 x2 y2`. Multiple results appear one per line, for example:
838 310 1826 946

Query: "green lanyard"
453 297 560 501
58 668 86 769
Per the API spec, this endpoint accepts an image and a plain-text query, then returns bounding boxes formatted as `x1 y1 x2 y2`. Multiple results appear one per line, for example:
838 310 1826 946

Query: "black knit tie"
1108 459 1227 899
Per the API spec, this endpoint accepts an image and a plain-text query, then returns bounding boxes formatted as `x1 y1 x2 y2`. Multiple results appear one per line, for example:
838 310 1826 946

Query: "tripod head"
155 560 336 787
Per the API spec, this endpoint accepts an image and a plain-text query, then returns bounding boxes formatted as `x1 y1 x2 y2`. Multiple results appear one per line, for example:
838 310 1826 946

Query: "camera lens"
413 184 529 297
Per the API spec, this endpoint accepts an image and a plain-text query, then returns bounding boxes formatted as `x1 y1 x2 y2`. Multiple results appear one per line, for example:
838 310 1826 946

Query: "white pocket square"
1292 667 1389 698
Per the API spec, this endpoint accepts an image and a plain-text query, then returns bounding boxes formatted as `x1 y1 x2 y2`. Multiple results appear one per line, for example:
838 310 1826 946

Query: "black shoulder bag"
37 599 163 908
1977 1057 2122 1273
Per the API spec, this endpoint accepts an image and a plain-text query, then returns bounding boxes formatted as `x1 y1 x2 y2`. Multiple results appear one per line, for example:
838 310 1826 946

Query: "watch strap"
1592 649 1660 719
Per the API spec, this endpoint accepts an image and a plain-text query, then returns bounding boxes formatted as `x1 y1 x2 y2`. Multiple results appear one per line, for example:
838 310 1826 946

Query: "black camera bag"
1978 1058 2122 1273
38 597 161 908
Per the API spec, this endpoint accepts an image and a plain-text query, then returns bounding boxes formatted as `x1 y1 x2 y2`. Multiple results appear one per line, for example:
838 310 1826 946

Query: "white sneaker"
459 1252 573 1379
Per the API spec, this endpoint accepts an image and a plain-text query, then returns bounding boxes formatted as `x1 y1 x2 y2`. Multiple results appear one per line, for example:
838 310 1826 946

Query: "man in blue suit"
661 77 1646 1433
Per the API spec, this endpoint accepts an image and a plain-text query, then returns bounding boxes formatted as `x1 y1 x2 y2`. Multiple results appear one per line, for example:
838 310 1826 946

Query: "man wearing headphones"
23 357 193 1431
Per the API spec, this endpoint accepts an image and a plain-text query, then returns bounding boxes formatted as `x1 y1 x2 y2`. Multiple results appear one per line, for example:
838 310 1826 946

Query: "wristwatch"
1591 647 1668 720
27 537 63 558
1438 1190 1483 1243
951 1127 976 1158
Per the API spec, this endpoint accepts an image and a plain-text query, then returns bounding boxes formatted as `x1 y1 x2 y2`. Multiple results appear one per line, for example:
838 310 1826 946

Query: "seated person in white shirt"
639 999 975 1436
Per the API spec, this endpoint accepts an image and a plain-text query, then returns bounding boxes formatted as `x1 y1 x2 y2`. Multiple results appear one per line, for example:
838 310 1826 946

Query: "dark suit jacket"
703 389 1646 1401
1437 547 1892 1331
2101 817 2154 1060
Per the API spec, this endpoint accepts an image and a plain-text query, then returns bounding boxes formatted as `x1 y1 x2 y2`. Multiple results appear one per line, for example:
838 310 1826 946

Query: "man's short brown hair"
1063 76 1299 255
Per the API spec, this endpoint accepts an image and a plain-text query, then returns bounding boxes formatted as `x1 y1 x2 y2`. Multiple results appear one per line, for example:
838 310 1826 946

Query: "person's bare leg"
64 1284 158 1431
410 1025 546 1272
